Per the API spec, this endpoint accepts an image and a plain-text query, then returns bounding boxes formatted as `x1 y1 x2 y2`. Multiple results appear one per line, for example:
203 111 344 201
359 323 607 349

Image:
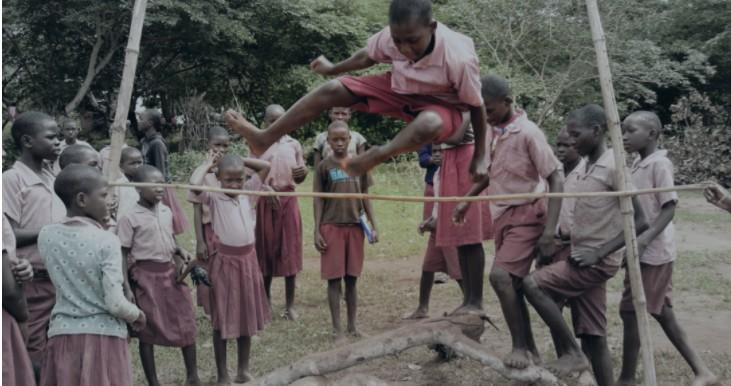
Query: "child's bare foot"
615 379 636 386
503 348 531 369
434 272 449 284
692 372 720 386
234 371 253 383
450 303 483 316
216 375 232 386
347 328 367 339
403 307 429 320
340 147 385 177
224 110 268 155
546 352 590 377
333 332 347 345
184 376 203 386
282 308 299 321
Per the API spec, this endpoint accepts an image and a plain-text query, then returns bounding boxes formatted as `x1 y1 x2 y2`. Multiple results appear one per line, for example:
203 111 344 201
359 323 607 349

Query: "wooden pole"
105 0 149 181
584 1 657 384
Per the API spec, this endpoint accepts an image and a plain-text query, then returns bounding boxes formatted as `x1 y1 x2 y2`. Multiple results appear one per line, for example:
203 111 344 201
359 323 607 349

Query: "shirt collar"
60 216 104 229
12 160 54 189
493 109 526 137
585 149 614 177
408 22 446 69
632 149 667 170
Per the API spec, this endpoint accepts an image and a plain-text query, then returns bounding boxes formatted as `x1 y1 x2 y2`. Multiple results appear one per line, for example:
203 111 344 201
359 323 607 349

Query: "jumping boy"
617 111 717 386
3 111 66 372
521 105 647 385
453 75 563 369
225 0 489 181
254 105 308 320
314 121 378 341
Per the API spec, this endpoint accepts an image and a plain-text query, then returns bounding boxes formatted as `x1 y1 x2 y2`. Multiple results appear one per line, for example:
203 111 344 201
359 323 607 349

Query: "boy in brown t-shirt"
314 120 378 342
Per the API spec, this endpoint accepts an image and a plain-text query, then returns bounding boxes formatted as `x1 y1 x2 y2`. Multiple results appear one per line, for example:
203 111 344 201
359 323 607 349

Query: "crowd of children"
2 0 727 385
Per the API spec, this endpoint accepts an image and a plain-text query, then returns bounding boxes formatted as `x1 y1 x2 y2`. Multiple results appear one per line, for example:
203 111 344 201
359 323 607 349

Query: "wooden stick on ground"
585 1 657 384
105 0 149 182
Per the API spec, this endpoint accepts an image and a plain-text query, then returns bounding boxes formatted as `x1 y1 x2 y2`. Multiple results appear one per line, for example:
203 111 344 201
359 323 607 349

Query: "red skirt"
129 261 197 347
40 334 132 386
3 310 35 386
422 233 461 279
423 184 435 221
23 277 56 364
162 187 190 235
209 243 271 339
196 223 217 316
339 73 463 143
255 193 303 277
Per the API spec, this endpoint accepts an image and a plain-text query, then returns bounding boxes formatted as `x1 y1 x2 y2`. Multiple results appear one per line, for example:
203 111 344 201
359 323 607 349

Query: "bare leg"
227 80 361 154
617 310 640 385
489 266 531 369
518 290 540 364
344 275 361 336
139 343 160 386
263 275 272 300
181 344 202 386
212 330 230 385
404 271 434 319
454 254 471 311
284 275 299 320
452 243 485 314
581 335 614 386
235 336 253 383
327 279 344 342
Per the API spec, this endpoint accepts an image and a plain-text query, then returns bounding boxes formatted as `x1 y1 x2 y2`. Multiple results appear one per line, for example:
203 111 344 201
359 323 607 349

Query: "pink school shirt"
114 175 140 220
631 150 678 265
366 22 483 108
2 161 66 269
3 214 17 259
116 203 177 263
187 164 220 225
558 158 587 237
257 135 305 191
487 110 561 221
194 175 262 247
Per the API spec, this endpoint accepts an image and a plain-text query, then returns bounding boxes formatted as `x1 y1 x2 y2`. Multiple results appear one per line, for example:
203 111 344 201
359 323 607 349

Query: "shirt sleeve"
653 158 678 206
418 145 432 169
452 55 484 107
187 165 206 204
115 215 134 248
313 132 326 154
2 172 22 224
353 132 367 147
526 130 561 179
100 236 141 323
366 27 394 64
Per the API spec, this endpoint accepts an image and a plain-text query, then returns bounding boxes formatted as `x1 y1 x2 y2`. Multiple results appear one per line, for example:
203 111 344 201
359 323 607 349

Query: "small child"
53 117 93 173
3 111 66 370
226 0 489 179
617 111 717 386
522 105 647 386
255 104 308 320
188 126 230 316
58 144 101 171
38 165 145 386
116 165 201 386
313 121 378 341
190 153 272 385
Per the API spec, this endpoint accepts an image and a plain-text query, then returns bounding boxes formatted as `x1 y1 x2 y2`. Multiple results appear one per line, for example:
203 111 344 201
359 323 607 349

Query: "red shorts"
319 224 365 280
422 233 461 279
339 73 464 143
493 200 547 278
620 262 673 316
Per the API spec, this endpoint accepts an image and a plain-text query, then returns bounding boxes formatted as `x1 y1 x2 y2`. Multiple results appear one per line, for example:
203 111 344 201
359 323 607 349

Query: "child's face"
137 170 166 205
567 122 600 157
328 107 351 123
27 120 61 161
327 127 351 157
120 151 143 177
208 135 230 155
622 117 654 154
79 152 102 172
217 166 246 195
80 182 110 224
555 129 579 165
483 97 512 127
62 123 80 142
390 20 436 61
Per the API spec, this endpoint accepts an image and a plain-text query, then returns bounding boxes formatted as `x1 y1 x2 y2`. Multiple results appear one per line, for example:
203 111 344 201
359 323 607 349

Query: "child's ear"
428 20 437 31
20 134 34 149
504 96 513 106
75 192 88 208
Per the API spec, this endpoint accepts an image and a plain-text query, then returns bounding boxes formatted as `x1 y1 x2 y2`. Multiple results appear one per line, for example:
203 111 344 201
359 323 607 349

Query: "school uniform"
187 163 221 315
314 130 368 159
317 158 369 280
2 161 66 364
111 175 140 221
38 217 142 386
2 215 36 386
488 110 561 278
620 150 678 316
532 151 624 337
194 175 270 339
116 203 197 347
255 135 305 278
339 22 483 144
422 170 461 280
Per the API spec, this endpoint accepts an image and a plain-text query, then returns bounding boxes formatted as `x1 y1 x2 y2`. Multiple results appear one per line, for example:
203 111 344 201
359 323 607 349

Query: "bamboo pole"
105 0 149 181
584 1 657 384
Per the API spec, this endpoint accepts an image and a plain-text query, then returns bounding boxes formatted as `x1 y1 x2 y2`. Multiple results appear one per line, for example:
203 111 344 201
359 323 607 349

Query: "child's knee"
318 79 347 96
489 267 512 291
521 275 540 296
415 111 443 140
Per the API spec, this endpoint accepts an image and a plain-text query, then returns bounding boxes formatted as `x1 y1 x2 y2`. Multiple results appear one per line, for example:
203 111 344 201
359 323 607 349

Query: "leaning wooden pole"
105 0 148 181
584 1 657 384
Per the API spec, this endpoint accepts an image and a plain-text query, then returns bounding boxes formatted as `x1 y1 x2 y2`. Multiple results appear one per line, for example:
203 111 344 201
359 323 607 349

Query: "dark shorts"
320 224 365 280
493 200 546 278
620 261 673 316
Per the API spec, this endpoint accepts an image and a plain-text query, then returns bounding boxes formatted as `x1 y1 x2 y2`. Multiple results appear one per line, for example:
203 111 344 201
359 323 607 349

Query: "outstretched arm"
311 48 376 77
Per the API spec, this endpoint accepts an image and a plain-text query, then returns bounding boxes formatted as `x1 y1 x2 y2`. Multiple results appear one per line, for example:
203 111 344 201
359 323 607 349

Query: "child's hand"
430 152 442 166
261 185 280 210
469 156 489 183
418 216 436 235
535 234 556 263
570 248 602 267
205 149 224 170
314 231 328 253
371 228 379 243
11 258 33 283
224 109 251 131
196 243 208 261
310 55 335 76
292 166 308 181
176 248 194 263
124 284 136 304
703 182 731 212
130 311 147 332
452 202 471 224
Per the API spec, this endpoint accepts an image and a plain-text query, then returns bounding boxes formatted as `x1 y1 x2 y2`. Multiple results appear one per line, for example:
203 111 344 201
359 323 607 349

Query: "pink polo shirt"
631 150 678 265
193 176 262 247
558 158 587 237
486 110 561 221
256 135 305 191
116 203 177 263
2 161 66 269
366 22 483 108
187 164 220 225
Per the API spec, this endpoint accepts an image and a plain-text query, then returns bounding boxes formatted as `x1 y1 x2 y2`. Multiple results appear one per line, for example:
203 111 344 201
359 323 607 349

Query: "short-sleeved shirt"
631 150 678 265
317 157 370 224
39 216 141 338
487 110 561 220
141 134 170 181
571 150 626 267
366 22 483 108
314 131 367 159
3 214 17 259
112 175 140 221
116 203 177 263
99 144 130 177
187 164 220 225
257 135 305 191
193 175 262 247
558 158 587 237
2 161 66 269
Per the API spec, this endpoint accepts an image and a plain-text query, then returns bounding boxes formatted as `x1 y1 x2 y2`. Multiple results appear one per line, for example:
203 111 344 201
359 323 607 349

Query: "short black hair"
567 104 607 132
327 120 350 133
119 146 143 164
58 145 99 170
207 126 230 141
481 74 511 101
54 164 107 207
625 110 662 138
59 117 78 130
143 109 164 131
389 0 432 26
131 164 163 183
217 154 245 174
11 111 55 150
